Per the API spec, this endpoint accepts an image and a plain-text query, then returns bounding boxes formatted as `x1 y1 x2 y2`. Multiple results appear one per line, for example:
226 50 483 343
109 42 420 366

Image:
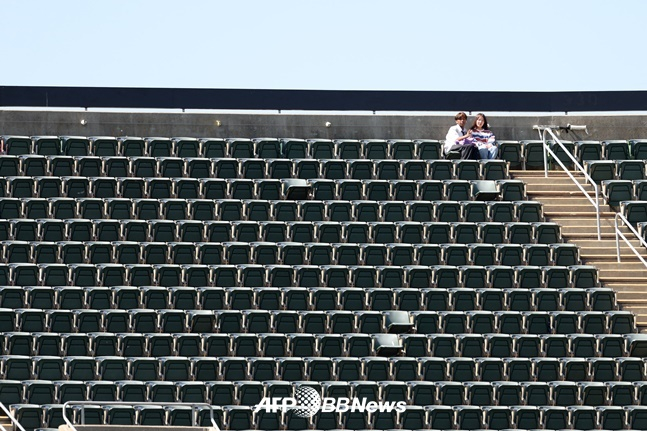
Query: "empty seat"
586 160 616 183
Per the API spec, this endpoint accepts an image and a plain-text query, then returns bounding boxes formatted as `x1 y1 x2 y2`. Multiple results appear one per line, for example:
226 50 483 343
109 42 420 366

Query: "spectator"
468 113 498 159
444 112 479 160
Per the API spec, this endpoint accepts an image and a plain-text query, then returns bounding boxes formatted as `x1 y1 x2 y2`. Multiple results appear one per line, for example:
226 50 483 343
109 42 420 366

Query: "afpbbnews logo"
253 386 406 418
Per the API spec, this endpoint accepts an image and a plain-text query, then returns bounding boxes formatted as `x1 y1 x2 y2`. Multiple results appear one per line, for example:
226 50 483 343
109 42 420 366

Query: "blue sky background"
1 0 644 92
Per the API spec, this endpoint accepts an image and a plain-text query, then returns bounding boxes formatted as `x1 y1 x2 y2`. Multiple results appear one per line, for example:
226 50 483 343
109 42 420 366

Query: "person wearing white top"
444 112 480 160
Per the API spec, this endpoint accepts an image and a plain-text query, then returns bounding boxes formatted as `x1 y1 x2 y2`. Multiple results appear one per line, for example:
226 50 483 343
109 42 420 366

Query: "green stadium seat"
415 139 442 159
2 136 31 155
602 139 631 160
201 138 226 158
585 160 616 183
576 140 603 162
332 139 358 159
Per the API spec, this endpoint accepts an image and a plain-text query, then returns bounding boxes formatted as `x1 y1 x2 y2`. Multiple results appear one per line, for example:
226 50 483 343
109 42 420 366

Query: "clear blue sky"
2 0 644 92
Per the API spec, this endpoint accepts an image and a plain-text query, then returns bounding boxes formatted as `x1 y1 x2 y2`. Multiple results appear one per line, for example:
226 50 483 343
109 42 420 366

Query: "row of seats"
0 351 646 386
0 219 561 247
205 403 647 431
0 198 543 224
9 377 647 407
12 403 212 429
0 285 616 313
621 200 647 226
0 176 305 199
586 160 647 183
0 176 523 203
308 178 521 201
0 156 510 181
600 181 647 227
603 179 647 206
0 330 632 360
560 140 647 163
0 136 445 160
0 307 632 335
4 136 646 175
499 139 647 170
18 402 647 430
0 263 600 289
0 178 511 206
0 240 576 267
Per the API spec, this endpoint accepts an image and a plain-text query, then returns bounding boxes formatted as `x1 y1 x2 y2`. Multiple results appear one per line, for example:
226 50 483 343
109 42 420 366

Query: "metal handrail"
0 402 26 431
533 125 601 240
62 401 220 431
614 212 647 267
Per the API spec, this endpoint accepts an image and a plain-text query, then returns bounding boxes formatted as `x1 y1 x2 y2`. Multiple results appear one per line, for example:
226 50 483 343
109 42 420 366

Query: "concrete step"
584 256 645 264
622 304 647 313
587 262 647 270
580 249 643 258
548 217 618 226
600 276 647 283
599 271 647 281
626 310 647 319
534 194 602 201
544 211 617 218
571 239 643 248
631 315 647 327
542 202 610 212
565 233 626 240
511 170 586 178
516 179 590 186
560 224 627 233
543 204 614 214
526 186 596 193
599 283 647 291
580 246 646 261
615 292 647 301
578 249 644 258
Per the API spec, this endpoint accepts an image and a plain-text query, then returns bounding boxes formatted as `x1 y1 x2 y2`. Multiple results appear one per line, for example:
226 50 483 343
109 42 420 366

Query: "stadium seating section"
0 135 644 430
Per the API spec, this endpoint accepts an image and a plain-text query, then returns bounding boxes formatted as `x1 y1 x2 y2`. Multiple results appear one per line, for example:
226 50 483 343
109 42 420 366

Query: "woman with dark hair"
468 113 498 159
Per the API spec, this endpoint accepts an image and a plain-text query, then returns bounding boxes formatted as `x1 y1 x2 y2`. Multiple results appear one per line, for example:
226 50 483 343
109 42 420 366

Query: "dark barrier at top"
1 86 646 112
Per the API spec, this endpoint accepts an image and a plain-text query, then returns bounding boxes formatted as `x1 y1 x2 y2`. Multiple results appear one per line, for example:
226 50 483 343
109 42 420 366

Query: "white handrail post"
615 215 622 263
537 127 549 178
595 192 601 241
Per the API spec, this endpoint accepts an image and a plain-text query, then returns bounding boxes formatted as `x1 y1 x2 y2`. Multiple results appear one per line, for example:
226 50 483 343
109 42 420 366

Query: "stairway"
0 411 14 430
511 170 647 331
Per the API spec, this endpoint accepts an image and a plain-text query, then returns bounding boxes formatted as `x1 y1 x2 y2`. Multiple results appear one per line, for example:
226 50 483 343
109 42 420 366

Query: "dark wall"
3 86 647 112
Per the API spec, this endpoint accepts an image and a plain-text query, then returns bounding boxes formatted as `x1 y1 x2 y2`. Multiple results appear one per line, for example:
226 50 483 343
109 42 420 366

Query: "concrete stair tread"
614 296 647 302
586 262 647 269
527 190 597 196
586 257 646 264
548 217 620 225
600 278 647 283
544 211 617 217
532 194 599 199
600 284 647 291
544 206 612 213
541 206 615 213
580 252 641 259
511 170 586 178
565 233 628 239
576 239 643 246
